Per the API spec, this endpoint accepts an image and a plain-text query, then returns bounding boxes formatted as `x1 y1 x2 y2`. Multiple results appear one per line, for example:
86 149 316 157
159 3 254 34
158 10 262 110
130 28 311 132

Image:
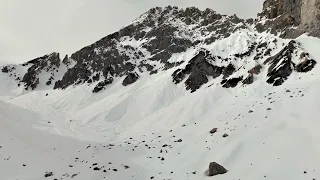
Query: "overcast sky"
0 0 264 64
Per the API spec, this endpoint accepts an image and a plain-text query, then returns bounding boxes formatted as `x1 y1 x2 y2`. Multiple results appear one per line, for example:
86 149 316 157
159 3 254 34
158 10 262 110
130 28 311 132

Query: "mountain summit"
1 1 318 93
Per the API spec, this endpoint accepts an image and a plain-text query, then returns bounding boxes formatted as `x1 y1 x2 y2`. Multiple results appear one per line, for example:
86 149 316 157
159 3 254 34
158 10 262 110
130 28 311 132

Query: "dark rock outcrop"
242 74 254 85
207 162 228 176
122 72 139 86
265 41 297 86
172 50 226 92
221 76 243 88
222 63 236 79
295 59 317 72
256 0 320 38
92 78 114 93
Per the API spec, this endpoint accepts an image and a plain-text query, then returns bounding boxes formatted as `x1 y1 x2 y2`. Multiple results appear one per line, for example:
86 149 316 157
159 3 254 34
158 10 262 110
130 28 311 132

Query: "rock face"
92 78 113 93
257 0 320 38
207 162 228 176
296 59 317 72
264 40 316 86
0 2 317 93
122 73 139 86
172 50 227 92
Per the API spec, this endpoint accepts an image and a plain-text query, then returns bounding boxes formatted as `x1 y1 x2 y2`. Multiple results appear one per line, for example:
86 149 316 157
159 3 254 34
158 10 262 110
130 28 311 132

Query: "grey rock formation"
207 162 227 176
92 78 114 93
295 59 317 72
256 0 320 38
265 41 296 86
122 72 139 86
172 50 226 92
221 77 243 88
242 74 254 85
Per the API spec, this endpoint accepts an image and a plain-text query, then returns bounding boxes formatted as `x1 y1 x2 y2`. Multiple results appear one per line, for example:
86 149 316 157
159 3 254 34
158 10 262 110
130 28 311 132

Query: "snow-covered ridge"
0 5 317 94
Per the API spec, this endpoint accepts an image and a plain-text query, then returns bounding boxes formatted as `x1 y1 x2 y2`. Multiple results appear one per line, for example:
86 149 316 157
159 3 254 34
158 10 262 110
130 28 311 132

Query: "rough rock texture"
265 40 316 86
207 162 228 176
221 77 243 88
265 41 296 86
122 72 139 86
256 0 320 38
242 74 254 85
295 59 317 72
172 50 226 92
92 78 114 93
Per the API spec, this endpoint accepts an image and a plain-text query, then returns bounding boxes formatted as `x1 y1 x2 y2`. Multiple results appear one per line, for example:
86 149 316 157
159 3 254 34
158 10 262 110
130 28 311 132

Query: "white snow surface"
0 35 320 180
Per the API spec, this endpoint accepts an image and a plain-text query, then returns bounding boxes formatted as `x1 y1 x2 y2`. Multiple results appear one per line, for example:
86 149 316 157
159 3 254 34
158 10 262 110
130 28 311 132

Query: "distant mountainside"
1 0 318 93
1 1 320 180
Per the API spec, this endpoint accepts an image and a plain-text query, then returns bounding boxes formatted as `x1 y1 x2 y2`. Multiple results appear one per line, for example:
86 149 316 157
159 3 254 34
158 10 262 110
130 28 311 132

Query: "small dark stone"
207 162 228 176
44 172 53 177
248 110 254 113
113 169 118 172
210 128 218 134
93 167 100 171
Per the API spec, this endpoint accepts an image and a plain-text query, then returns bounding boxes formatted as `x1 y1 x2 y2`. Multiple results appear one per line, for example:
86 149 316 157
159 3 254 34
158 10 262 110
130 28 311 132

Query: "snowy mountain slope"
1 1 320 180
1 5 316 94
1 36 320 180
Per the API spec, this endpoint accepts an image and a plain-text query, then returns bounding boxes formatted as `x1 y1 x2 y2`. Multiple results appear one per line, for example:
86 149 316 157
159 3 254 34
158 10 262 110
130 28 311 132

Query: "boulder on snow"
295 59 317 73
242 74 254 85
122 72 139 86
92 77 114 93
221 76 243 88
207 162 228 176
248 64 262 75
210 128 218 134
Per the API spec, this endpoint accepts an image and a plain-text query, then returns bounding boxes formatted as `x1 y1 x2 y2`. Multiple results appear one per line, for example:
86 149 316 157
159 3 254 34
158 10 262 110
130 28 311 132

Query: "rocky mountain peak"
0 1 318 93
